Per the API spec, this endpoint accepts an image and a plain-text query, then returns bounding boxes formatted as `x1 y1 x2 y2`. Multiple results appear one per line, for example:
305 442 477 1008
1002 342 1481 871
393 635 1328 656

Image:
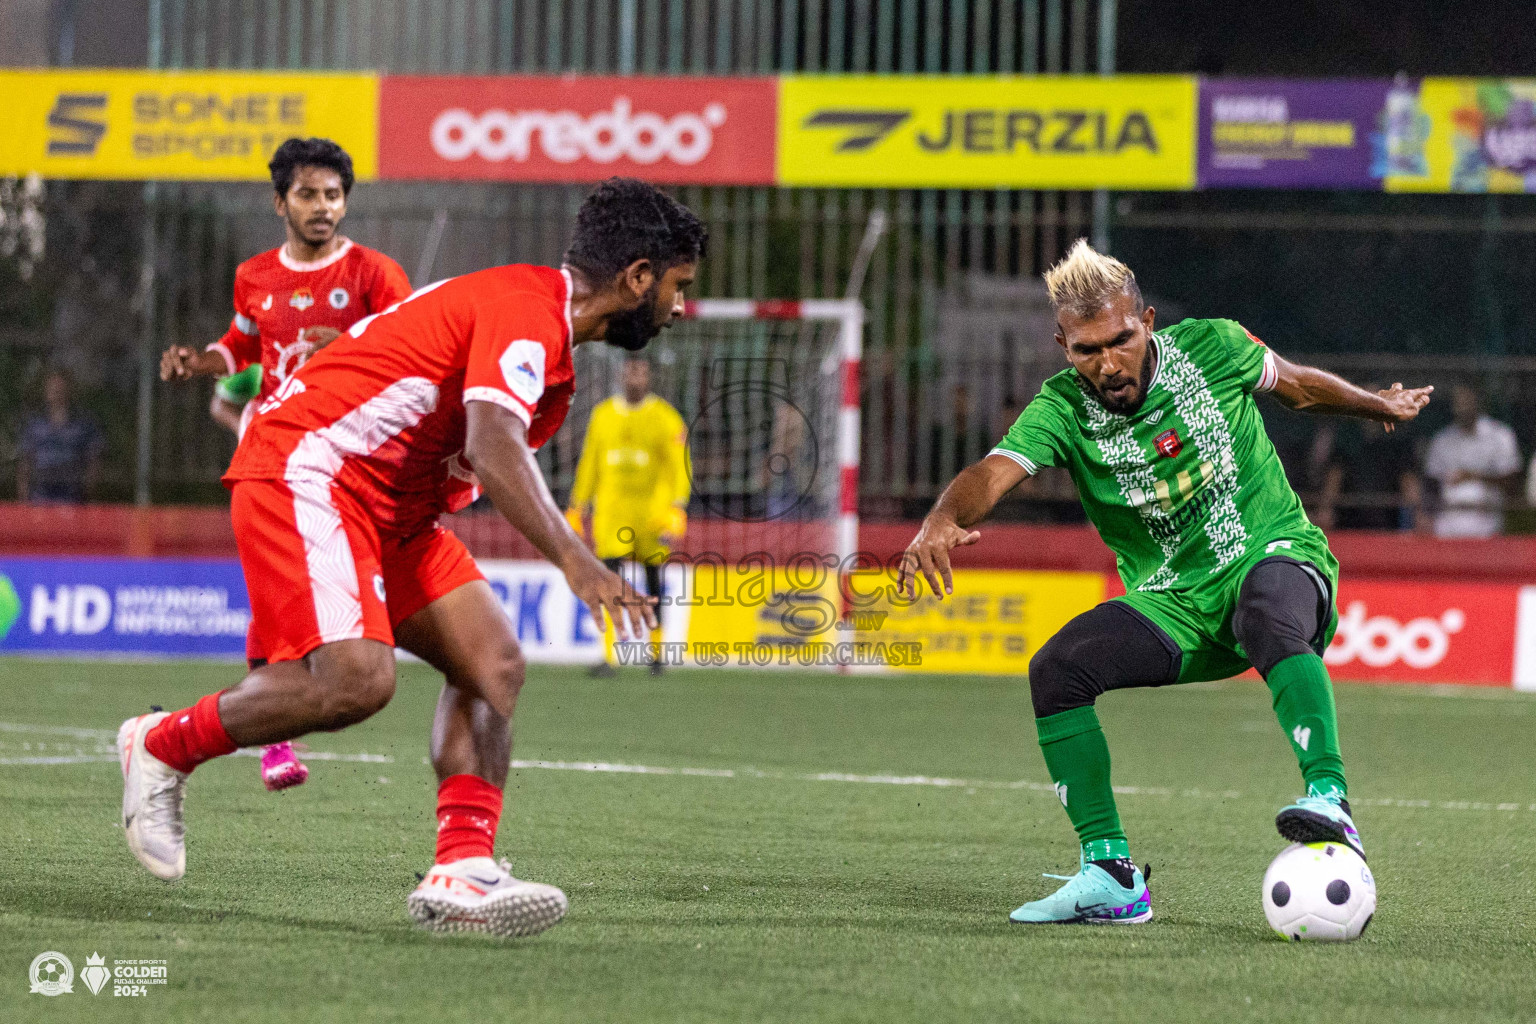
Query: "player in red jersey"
159 138 412 791
118 178 706 938
161 137 412 424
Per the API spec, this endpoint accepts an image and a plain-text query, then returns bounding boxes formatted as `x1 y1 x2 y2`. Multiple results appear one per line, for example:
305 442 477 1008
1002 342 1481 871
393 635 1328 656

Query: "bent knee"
452 643 524 716
489 643 526 705
1027 642 1070 691
1233 565 1324 676
316 646 397 727
1028 637 1098 718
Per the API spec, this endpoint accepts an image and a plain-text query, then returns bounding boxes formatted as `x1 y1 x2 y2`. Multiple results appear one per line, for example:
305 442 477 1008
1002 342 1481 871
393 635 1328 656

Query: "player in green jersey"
900 240 1432 925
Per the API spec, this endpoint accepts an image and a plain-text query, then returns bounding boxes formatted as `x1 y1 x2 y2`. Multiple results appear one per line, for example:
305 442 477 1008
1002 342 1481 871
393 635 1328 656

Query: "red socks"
435 774 503 864
144 692 238 774
144 704 503 865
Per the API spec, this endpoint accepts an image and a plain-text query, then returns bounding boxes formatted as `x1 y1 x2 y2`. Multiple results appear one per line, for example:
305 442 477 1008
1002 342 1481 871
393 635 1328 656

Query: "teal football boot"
1276 790 1365 861
1009 856 1152 925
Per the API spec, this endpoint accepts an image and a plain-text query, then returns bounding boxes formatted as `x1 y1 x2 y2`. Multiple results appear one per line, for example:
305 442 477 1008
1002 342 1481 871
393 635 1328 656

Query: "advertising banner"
0 70 378 181
0 554 1523 684
1512 587 1536 692
0 558 250 657
1386 77 1536 193
1322 579 1518 686
849 569 1107 675
478 559 691 665
1198 78 1389 189
379 76 778 185
777 74 1197 189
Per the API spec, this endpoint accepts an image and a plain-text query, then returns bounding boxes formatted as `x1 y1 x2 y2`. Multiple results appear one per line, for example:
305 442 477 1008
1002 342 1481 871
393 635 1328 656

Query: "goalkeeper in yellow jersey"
567 355 691 675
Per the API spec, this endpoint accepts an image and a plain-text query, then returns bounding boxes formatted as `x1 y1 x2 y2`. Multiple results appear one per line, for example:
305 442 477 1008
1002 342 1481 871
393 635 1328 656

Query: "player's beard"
604 284 665 352
1089 346 1155 415
289 210 336 247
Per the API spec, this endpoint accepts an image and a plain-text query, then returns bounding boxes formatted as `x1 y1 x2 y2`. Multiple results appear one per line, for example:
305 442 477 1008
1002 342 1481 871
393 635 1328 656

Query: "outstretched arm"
898 453 1030 599
1268 354 1432 431
160 345 231 381
465 400 655 639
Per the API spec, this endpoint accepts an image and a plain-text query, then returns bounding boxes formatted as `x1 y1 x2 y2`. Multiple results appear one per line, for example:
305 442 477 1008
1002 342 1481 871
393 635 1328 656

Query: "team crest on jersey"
328 287 349 309
1154 429 1183 458
289 288 314 311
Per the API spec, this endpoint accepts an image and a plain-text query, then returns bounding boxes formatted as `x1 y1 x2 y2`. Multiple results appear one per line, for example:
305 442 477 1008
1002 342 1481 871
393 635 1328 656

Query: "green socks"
1035 706 1128 859
1265 653 1347 797
1035 654 1346 865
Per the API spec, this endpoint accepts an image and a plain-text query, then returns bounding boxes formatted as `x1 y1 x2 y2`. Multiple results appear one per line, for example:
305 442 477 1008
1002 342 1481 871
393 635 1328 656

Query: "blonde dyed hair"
1043 238 1141 319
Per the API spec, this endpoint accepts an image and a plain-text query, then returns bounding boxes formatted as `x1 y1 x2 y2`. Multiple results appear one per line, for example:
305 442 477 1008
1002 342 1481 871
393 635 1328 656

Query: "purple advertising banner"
1198 79 1391 189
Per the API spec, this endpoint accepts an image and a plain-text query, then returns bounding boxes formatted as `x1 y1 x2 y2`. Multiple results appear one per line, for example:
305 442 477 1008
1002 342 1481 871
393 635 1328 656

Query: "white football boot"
117 712 188 881
407 857 568 938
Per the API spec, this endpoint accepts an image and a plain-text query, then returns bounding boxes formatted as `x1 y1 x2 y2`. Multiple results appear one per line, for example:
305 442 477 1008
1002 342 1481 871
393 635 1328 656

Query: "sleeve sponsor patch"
499 339 546 406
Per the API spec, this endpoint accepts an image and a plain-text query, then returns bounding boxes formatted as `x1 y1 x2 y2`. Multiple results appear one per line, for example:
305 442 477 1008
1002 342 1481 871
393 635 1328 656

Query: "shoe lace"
1042 849 1089 881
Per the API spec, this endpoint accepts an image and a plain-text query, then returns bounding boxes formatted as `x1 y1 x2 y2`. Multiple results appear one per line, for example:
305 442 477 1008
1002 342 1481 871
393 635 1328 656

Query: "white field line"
0 721 117 739
0 721 391 765
0 750 393 766
508 758 1536 814
3 722 1528 813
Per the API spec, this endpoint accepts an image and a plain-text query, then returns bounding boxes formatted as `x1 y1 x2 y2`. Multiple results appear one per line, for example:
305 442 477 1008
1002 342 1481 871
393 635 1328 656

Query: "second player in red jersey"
161 138 412 431
158 137 411 790
209 233 411 409
119 178 708 941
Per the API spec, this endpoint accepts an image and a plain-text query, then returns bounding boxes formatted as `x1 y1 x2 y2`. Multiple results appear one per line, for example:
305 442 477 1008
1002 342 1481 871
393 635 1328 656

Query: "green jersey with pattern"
992 318 1331 595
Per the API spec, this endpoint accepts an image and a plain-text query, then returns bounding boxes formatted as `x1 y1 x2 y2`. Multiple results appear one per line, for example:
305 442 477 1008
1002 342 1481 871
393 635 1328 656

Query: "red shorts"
233 478 484 664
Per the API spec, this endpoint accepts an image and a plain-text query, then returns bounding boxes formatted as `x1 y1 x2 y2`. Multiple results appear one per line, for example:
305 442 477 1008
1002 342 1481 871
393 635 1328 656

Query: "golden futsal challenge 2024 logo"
29 950 168 997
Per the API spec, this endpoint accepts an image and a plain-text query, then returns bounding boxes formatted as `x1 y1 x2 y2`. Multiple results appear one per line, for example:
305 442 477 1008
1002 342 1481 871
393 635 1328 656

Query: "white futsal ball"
1262 841 1375 942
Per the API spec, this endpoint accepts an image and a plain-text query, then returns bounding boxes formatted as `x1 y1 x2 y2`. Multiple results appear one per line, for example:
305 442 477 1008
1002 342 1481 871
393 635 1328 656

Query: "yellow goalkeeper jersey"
569 394 691 560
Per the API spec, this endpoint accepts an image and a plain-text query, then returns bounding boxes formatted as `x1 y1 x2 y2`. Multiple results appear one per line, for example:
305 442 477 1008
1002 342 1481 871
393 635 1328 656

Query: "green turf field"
1 659 1533 1023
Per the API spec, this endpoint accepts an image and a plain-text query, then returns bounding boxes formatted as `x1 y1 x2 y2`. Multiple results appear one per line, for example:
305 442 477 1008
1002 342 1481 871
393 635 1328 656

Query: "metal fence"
6 0 1534 528
139 0 1114 75
5 0 1120 507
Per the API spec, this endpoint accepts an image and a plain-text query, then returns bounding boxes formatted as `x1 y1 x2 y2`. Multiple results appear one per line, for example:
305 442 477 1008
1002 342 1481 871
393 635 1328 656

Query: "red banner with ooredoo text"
1323 579 1518 686
379 75 778 185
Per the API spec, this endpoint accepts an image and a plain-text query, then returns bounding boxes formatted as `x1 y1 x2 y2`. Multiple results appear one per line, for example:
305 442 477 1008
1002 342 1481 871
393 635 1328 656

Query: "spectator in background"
1312 392 1422 532
1423 383 1520 539
17 369 103 503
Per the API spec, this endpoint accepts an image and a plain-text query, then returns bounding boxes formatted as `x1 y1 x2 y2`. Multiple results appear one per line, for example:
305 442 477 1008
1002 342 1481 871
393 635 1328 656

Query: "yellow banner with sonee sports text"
847 569 1108 675
777 75 1197 189
0 70 378 181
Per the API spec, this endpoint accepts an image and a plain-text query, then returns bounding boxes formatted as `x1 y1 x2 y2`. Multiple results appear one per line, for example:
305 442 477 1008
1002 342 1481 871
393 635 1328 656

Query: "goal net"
530 299 864 668
547 299 863 574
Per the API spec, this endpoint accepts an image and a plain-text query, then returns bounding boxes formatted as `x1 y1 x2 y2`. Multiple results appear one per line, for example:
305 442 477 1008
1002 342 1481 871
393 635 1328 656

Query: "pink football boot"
260 742 309 791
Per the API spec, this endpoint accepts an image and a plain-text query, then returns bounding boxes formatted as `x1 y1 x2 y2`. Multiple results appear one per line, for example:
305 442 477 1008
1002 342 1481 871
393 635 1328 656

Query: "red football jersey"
208 238 413 406
225 264 576 537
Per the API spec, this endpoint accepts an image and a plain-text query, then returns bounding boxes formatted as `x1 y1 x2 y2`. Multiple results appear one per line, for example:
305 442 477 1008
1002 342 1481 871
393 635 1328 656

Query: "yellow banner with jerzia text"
0 70 378 181
778 75 1197 189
